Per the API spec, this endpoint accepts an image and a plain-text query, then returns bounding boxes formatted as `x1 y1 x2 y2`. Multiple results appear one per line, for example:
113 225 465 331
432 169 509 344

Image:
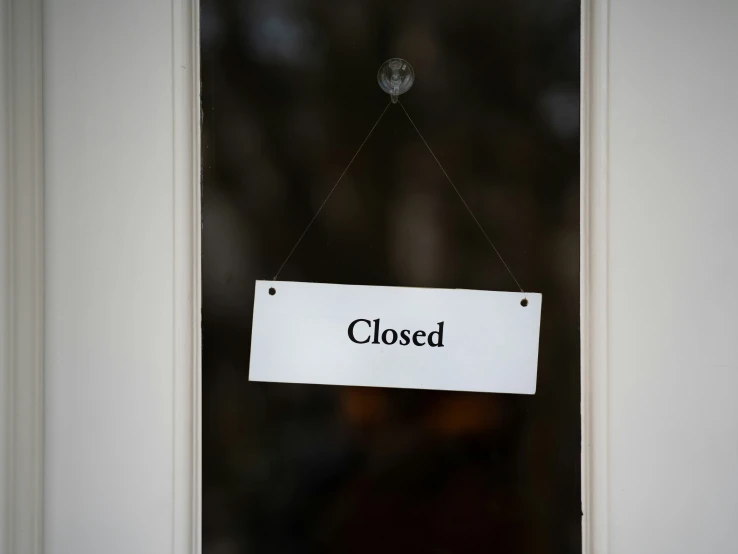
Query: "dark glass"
201 1 581 552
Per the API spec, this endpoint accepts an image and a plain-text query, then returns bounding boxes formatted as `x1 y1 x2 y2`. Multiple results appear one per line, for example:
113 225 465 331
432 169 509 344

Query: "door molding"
581 0 609 552
3 0 202 552
0 0 44 553
172 0 202 552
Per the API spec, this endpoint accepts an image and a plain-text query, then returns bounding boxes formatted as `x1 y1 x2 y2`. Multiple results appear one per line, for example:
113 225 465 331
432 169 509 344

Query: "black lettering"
382 329 398 345
428 322 445 347
348 319 371 344
350 320 445 347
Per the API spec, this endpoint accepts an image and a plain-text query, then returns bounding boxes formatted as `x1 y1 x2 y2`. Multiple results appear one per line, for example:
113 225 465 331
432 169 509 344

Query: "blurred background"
201 0 580 552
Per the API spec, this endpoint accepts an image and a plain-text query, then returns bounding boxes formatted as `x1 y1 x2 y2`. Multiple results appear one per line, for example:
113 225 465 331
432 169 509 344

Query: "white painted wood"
44 0 200 553
0 0 45 552
583 1 738 553
580 0 609 552
172 0 202 552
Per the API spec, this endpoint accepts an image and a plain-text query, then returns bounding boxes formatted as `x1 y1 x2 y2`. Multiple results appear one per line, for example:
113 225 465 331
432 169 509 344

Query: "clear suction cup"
377 58 414 103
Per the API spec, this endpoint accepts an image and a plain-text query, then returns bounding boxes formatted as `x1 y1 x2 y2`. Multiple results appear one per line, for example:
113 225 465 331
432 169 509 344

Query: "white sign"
249 281 542 395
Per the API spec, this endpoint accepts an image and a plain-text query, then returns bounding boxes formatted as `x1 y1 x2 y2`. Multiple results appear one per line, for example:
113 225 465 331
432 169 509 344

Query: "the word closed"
348 318 445 347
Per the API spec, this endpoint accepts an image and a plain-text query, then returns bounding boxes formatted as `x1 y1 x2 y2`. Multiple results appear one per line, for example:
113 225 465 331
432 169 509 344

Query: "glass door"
201 1 580 551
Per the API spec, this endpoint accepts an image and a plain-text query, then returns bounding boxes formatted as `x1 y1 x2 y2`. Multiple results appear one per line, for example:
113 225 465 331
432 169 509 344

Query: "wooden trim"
0 0 44 553
172 0 201 552
581 0 609 552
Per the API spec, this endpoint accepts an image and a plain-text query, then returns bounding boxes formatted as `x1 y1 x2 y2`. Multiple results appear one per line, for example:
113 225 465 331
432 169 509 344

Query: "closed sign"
249 280 542 394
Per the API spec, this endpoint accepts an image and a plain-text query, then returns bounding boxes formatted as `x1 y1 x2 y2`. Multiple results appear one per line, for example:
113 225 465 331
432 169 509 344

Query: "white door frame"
580 0 609 552
1 0 606 552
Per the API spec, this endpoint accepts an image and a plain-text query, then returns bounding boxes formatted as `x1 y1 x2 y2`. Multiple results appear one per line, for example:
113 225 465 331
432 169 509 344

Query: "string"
273 101 392 280
398 101 525 294
273 99 525 295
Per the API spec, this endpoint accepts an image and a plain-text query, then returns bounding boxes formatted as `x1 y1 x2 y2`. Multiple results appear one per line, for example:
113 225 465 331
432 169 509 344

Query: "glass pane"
201 1 580 552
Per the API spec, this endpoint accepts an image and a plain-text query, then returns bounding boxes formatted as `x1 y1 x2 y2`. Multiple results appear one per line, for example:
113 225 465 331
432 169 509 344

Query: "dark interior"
201 0 581 551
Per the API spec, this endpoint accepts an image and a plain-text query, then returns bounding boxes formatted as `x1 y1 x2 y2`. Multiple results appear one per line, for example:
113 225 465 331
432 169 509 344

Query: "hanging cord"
398 101 525 294
273 100 525 294
273 101 392 280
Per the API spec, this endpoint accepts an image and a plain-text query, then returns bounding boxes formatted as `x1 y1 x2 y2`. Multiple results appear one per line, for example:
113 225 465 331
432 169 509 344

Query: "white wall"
608 1 738 552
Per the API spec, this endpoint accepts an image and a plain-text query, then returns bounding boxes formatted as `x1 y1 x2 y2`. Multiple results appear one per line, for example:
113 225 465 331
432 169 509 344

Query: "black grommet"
520 298 528 307
269 287 276 296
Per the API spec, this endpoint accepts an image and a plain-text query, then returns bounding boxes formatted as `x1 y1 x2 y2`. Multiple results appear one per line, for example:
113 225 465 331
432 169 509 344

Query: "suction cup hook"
377 58 414 103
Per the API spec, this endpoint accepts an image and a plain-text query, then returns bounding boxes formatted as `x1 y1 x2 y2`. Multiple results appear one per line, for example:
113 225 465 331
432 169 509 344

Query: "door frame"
580 0 610 552
0 0 608 552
